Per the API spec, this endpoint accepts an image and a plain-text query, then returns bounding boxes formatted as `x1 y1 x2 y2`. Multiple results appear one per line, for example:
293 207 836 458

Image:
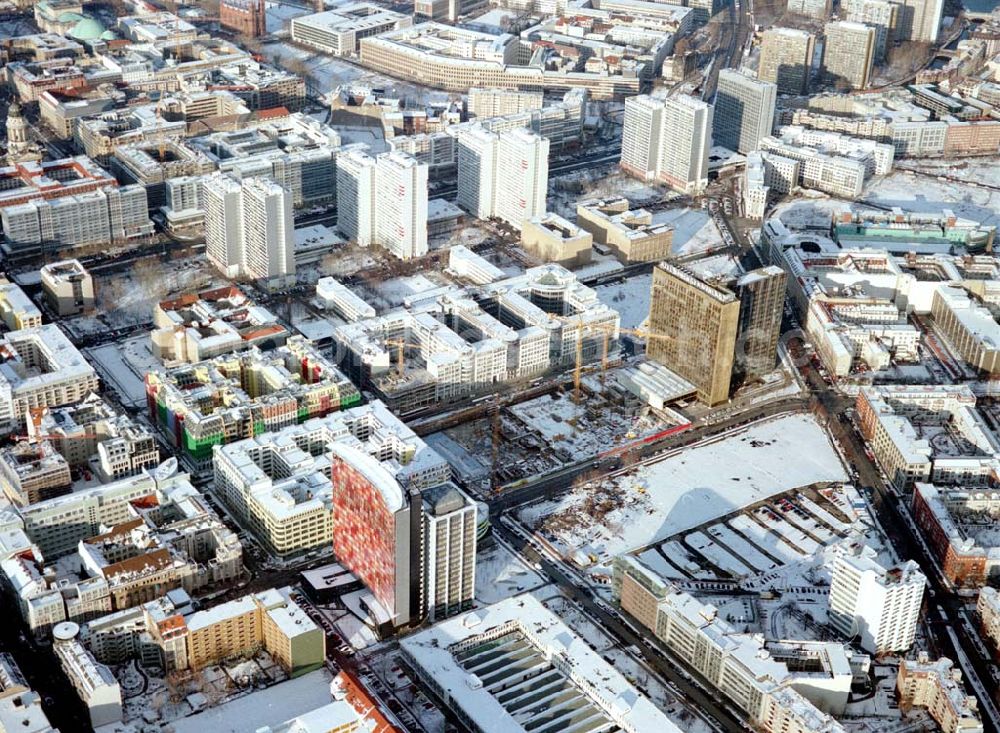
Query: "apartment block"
758 28 815 95
28 395 159 483
39 259 94 316
978 587 1000 653
896 654 983 733
612 557 851 733
468 88 544 118
53 627 123 729
786 0 830 17
0 324 99 433
931 285 1000 375
145 338 360 468
1 475 242 636
520 213 593 268
0 277 42 331
213 400 449 558
336 148 429 258
892 0 943 42
0 158 152 259
111 140 215 211
828 543 925 653
456 126 549 230
855 384 1000 490
823 22 876 90
151 286 288 366
911 483 1000 587
621 94 712 193
575 197 674 263
714 69 777 153
420 483 477 621
845 0 898 59
335 266 619 414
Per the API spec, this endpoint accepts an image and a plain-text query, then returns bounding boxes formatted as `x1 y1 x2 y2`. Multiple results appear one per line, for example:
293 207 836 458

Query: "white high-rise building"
713 70 777 154
336 148 428 258
241 178 295 287
455 126 548 230
621 95 665 181
335 147 376 248
891 0 943 42
202 174 296 288
829 544 926 654
845 0 898 59
621 94 712 194
822 21 877 90
496 128 548 229
421 483 477 622
660 96 712 195
375 151 428 260
456 126 499 220
202 173 244 279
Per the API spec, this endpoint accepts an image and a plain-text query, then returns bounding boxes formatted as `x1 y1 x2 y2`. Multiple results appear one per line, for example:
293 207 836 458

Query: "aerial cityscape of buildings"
0 0 998 730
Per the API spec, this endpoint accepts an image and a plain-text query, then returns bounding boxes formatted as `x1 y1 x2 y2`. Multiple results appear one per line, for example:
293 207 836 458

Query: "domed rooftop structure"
56 10 85 23
68 16 107 40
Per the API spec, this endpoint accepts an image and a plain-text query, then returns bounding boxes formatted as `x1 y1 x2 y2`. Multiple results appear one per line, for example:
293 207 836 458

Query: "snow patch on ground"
595 273 651 329
517 413 848 563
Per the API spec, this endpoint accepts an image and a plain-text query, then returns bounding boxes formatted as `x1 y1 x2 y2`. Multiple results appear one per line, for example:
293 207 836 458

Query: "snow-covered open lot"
595 273 651 329
517 413 848 563
474 541 547 605
653 208 727 258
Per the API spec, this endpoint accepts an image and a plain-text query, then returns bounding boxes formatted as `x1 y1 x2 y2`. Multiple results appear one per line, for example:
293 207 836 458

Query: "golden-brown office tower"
647 263 740 406
735 265 787 381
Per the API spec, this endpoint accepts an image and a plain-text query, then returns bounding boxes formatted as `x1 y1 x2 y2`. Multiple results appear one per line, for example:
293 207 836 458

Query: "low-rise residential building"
0 277 42 331
896 654 984 733
0 474 242 637
759 126 893 200
575 197 673 263
0 439 72 506
911 483 1000 587
79 587 322 678
445 245 505 285
53 624 123 729
315 277 377 322
978 587 1000 653
612 557 851 733
27 394 159 483
855 385 999 490
39 259 95 316
0 324 99 433
151 286 288 365
145 338 360 469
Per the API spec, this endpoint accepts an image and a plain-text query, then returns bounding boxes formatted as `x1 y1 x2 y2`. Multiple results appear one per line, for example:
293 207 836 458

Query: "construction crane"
562 317 676 401
382 339 423 379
